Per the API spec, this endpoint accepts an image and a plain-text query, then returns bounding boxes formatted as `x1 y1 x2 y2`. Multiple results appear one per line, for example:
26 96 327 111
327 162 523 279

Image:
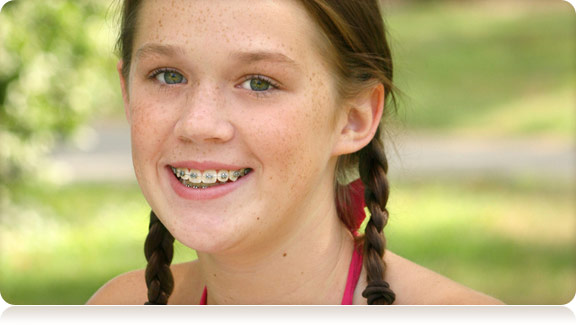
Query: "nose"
174 84 234 144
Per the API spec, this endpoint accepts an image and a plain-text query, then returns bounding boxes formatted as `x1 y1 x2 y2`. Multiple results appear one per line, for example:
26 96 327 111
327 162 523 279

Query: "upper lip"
169 161 249 171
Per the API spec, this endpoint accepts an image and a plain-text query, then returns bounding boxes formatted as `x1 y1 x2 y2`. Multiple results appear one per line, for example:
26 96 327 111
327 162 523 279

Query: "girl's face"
122 0 349 254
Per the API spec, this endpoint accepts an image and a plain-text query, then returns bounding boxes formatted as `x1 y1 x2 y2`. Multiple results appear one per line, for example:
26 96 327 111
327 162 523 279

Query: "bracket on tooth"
218 170 229 182
173 167 251 185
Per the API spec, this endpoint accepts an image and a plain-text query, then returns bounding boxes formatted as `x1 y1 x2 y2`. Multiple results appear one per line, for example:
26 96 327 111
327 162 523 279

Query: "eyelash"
147 68 187 85
240 75 281 98
146 69 281 97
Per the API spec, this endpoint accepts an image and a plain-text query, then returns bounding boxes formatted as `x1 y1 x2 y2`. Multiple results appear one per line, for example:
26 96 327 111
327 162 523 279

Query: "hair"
117 0 396 305
143 210 175 304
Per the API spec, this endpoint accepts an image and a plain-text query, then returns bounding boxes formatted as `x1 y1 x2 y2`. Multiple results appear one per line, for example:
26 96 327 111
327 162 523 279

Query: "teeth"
217 170 229 182
229 170 240 182
201 170 217 184
189 169 201 183
181 168 190 180
172 166 250 186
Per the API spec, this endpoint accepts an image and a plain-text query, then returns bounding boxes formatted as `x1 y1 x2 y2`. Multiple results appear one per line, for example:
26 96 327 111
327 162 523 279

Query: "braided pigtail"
358 131 396 305
144 210 175 305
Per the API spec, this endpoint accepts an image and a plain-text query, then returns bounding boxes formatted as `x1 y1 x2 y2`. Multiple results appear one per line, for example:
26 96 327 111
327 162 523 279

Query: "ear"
117 60 131 122
331 83 385 156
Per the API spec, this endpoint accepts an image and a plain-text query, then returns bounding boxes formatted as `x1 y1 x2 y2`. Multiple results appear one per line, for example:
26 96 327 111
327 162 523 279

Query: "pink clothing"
199 247 363 305
199 285 207 305
341 245 363 305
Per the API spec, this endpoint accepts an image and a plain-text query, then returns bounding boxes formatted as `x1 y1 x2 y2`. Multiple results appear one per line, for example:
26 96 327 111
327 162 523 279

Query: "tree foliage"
0 0 121 200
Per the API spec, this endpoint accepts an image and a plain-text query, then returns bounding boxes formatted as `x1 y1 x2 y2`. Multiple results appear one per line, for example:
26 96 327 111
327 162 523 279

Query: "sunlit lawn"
1 177 574 305
387 177 576 305
388 1 575 139
0 181 197 305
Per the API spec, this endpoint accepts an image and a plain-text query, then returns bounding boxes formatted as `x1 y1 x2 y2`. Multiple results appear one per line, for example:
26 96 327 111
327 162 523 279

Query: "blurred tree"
0 1 121 203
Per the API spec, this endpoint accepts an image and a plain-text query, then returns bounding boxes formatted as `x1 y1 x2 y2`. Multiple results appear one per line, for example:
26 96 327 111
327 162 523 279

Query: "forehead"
133 0 324 66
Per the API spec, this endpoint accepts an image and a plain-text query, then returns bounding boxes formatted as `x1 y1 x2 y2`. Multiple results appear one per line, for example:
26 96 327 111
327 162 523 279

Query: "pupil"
250 79 270 91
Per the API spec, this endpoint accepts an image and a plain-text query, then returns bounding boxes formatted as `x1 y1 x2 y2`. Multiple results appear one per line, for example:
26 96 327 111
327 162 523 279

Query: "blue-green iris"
250 78 271 91
164 71 184 84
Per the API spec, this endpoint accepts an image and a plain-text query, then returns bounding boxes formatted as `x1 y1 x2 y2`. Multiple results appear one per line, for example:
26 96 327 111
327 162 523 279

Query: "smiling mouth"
171 166 252 189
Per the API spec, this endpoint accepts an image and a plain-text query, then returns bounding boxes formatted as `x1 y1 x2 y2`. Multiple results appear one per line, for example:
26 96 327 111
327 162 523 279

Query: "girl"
88 0 502 305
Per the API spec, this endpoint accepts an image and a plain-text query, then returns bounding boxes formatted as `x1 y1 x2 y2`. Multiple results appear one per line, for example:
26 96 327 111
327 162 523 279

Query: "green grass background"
1 1 575 304
388 0 575 138
2 178 574 304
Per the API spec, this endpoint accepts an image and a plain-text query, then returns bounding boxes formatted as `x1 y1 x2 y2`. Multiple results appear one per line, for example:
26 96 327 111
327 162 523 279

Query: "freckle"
283 253 287 257
213 273 216 277
257 217 260 221
301 272 304 275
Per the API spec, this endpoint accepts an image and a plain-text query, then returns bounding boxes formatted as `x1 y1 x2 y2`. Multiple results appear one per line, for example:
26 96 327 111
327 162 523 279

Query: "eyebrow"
230 51 299 68
134 44 300 70
134 43 187 61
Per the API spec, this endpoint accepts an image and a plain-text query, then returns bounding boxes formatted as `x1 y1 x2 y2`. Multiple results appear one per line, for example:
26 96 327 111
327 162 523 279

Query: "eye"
240 75 278 92
150 69 187 85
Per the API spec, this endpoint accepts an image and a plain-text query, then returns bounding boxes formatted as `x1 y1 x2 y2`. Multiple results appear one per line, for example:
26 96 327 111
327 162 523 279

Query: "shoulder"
382 251 505 305
86 268 147 305
86 261 202 305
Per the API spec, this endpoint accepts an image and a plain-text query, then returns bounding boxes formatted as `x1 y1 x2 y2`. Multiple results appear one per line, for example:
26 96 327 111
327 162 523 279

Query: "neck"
196 191 356 304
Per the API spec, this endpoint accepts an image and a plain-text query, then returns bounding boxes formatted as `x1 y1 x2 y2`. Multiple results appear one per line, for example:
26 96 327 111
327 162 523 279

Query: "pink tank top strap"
199 286 207 305
341 245 363 305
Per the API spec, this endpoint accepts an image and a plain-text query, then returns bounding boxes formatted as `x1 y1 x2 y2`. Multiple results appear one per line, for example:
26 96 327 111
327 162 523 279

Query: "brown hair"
117 0 396 305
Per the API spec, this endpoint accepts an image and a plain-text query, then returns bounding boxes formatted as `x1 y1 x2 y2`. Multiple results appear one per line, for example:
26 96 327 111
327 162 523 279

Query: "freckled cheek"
252 104 330 187
269 128 304 177
128 101 175 170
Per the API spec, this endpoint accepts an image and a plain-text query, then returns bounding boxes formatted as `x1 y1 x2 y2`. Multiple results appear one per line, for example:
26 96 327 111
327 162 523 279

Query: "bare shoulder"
384 251 505 305
86 261 201 305
86 268 148 305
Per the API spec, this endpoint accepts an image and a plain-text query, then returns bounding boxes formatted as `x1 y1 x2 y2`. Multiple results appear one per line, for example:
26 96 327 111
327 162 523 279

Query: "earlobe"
117 60 131 122
332 83 385 156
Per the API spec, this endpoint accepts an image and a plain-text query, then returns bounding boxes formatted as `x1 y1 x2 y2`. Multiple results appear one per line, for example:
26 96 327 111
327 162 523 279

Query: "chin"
156 204 251 253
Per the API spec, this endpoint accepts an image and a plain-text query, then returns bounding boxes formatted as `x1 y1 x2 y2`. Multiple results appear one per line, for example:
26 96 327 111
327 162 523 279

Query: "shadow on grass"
1 274 120 305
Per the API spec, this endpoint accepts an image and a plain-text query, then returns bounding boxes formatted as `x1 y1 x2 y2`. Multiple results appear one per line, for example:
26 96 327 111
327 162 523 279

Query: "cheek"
251 88 337 187
128 98 175 175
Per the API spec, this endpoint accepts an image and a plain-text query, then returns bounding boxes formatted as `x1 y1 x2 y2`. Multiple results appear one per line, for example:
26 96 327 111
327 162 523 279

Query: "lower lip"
167 167 249 201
